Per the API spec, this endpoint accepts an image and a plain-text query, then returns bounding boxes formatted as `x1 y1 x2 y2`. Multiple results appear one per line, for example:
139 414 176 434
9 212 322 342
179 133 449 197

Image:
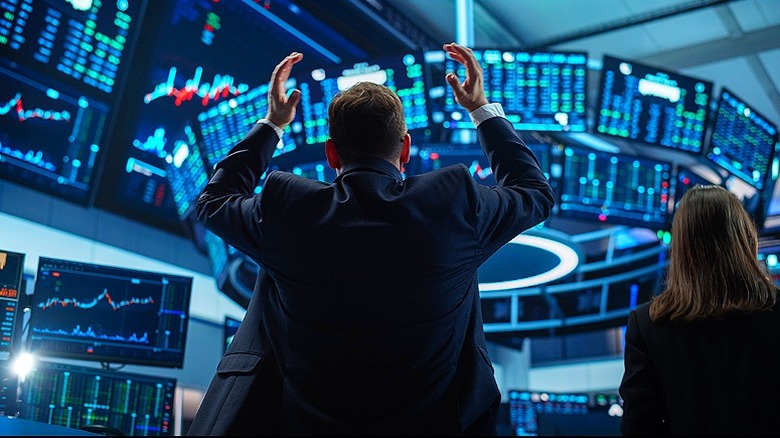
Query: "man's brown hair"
328 82 407 164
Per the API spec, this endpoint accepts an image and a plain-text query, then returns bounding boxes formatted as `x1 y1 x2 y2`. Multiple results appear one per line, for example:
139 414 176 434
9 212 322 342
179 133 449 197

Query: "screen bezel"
594 54 714 155
705 86 779 191
557 145 673 230
27 256 193 368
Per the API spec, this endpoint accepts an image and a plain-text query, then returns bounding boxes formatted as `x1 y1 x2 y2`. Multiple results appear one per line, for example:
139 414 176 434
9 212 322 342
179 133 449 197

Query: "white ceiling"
390 0 780 126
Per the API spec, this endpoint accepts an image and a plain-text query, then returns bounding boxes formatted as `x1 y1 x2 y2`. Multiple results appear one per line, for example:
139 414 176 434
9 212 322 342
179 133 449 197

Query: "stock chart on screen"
28 256 192 368
0 0 148 203
595 55 712 154
425 48 588 138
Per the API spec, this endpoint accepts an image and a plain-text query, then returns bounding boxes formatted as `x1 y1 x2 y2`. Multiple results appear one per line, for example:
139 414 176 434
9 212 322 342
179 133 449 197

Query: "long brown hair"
650 185 776 321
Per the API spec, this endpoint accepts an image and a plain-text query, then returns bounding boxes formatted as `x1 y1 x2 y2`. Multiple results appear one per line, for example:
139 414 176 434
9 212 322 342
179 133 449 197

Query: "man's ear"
325 139 342 170
401 133 411 164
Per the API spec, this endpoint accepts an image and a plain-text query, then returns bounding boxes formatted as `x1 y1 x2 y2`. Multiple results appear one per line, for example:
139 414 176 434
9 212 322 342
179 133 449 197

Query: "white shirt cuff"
256 118 284 139
469 103 505 127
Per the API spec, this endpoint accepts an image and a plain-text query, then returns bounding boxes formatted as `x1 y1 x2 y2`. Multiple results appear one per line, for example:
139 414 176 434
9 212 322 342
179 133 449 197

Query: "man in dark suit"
188 43 554 435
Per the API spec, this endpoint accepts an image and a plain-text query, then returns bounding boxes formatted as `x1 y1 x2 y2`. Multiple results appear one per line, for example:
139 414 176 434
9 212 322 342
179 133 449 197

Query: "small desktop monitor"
0 361 18 416
28 257 193 368
425 48 588 138
0 249 25 357
595 54 713 154
294 51 430 147
18 361 176 436
706 87 778 191
0 0 149 204
758 241 780 285
508 389 589 436
557 146 672 229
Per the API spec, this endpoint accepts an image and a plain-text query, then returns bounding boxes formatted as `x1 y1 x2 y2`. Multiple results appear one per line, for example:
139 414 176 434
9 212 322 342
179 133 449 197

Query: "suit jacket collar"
338 157 403 181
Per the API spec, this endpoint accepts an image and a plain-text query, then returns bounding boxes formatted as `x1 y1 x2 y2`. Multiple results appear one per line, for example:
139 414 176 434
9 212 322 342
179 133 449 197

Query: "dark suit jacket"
188 116 554 435
619 297 780 435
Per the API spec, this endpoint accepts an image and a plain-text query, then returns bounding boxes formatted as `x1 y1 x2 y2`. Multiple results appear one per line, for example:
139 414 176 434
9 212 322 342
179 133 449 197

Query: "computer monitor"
706 87 778 191
0 0 149 204
557 146 672 229
595 54 713 155
0 249 25 357
508 389 589 436
28 257 193 368
294 51 430 147
417 143 551 186
18 361 176 436
425 48 588 138
196 82 299 172
94 0 348 230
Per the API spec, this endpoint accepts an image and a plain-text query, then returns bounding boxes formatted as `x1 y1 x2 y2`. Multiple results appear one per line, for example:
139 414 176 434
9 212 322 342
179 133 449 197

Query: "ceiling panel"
684 56 780 123
641 8 732 51
728 0 780 31
554 27 660 64
387 0 779 126
479 0 636 44
759 48 780 99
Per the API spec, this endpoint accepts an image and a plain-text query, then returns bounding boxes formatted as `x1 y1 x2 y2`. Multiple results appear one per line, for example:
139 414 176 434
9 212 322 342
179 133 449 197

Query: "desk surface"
0 416 98 436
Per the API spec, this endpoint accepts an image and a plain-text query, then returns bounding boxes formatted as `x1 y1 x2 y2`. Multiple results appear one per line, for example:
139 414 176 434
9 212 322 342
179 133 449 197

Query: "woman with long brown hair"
619 184 779 435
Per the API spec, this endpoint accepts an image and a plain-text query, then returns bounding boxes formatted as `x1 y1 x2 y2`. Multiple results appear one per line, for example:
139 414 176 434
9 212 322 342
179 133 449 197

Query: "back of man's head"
328 82 407 164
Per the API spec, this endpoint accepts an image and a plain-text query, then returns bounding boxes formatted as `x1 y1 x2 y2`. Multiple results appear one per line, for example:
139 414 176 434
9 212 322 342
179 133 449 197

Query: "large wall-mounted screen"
558 146 672 229
294 51 430 148
425 49 588 139
706 87 778 191
94 0 362 231
0 0 148 204
595 55 713 155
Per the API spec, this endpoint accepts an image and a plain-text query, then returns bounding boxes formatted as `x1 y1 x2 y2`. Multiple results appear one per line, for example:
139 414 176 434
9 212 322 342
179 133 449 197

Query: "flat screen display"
706 88 778 190
19 361 176 436
509 390 589 436
95 0 354 231
417 143 551 185
197 82 299 172
0 249 25 356
595 55 713 154
425 49 588 136
294 51 430 147
0 0 148 204
28 256 193 368
558 146 672 229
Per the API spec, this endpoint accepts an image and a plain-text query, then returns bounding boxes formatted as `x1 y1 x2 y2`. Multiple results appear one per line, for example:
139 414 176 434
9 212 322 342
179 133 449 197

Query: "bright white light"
336 71 388 90
479 234 580 291
608 403 624 417
638 78 681 102
12 352 36 380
